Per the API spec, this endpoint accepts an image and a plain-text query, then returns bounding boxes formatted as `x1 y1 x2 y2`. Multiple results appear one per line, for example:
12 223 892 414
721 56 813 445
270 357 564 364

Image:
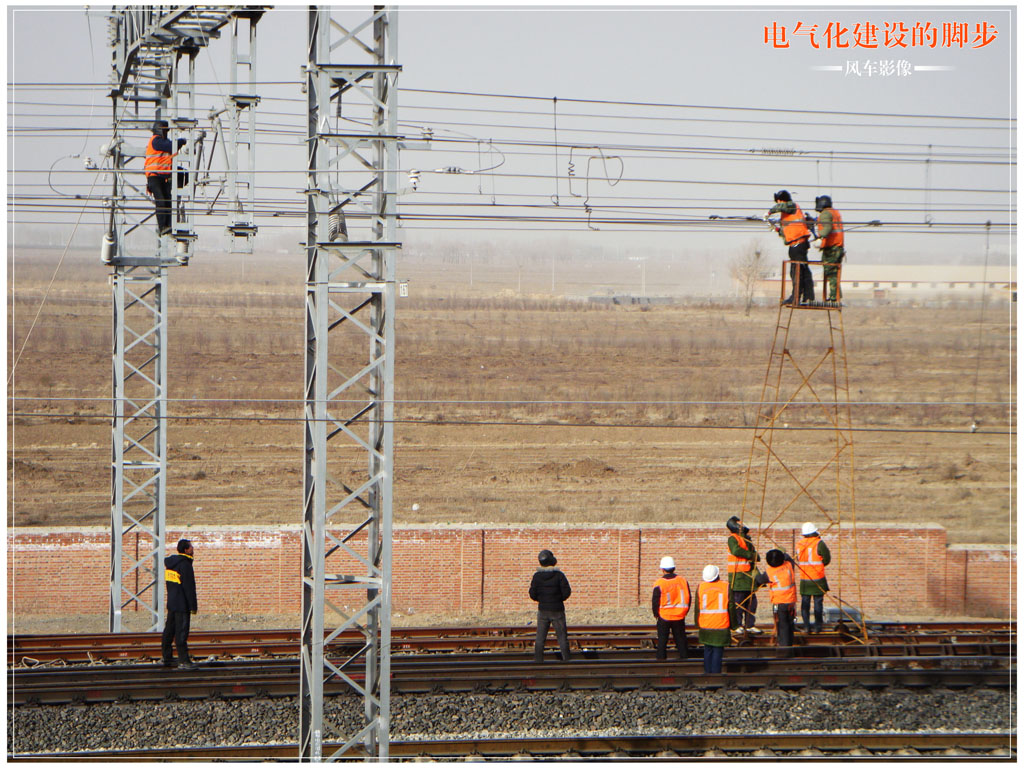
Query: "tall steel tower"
104 7 262 632
299 6 400 760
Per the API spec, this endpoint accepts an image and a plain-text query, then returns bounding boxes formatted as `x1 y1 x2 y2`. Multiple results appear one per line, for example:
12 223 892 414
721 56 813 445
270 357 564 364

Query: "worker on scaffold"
764 190 814 306
814 195 845 304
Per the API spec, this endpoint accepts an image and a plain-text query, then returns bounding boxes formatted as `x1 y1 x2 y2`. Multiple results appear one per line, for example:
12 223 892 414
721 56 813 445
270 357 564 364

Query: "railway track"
8 620 1013 664
9 651 1013 704
9 732 1016 761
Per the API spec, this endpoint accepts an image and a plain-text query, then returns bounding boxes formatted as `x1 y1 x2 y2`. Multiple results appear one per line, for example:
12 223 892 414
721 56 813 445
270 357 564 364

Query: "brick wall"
6 523 1016 619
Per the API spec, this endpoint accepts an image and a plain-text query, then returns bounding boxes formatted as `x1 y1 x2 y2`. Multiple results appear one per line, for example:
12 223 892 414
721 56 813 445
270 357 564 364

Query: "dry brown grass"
7 249 1016 544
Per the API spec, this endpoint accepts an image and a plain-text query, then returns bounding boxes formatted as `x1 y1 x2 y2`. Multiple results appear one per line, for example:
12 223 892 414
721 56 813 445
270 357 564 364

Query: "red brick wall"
6 524 1016 619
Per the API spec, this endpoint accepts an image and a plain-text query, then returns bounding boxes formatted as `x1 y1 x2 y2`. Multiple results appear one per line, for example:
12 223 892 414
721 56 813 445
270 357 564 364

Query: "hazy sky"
5 4 1018 264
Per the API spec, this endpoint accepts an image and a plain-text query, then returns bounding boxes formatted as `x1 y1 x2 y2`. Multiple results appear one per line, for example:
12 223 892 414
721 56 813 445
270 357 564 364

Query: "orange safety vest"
780 204 811 245
697 581 730 630
797 535 826 581
726 533 752 573
765 560 797 605
145 135 174 177
821 208 844 248
654 576 690 621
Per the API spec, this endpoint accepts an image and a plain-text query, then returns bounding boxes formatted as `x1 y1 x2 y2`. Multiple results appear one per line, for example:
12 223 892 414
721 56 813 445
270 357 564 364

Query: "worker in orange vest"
651 556 690 660
725 515 761 636
764 190 815 305
144 120 178 236
694 564 730 673
797 522 832 633
755 548 798 656
813 195 845 304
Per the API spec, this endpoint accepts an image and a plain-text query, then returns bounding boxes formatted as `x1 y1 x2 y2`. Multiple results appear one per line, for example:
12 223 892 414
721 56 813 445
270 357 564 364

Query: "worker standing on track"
755 548 798 656
529 549 572 662
694 564 730 673
725 515 761 637
161 539 198 670
814 195 845 304
797 522 832 634
764 190 815 305
651 556 690 660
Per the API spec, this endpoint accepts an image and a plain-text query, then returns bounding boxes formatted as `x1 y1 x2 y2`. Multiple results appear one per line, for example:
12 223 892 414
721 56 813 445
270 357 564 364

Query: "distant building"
751 264 1016 303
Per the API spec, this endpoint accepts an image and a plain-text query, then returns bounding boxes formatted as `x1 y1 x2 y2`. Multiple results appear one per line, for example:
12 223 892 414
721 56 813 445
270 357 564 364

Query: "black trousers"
729 588 757 629
161 610 192 664
801 594 824 632
656 617 687 660
774 603 796 654
788 240 814 302
147 174 172 234
534 609 570 662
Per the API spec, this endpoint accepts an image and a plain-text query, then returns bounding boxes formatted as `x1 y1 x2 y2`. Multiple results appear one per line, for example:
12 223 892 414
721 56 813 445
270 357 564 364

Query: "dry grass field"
7 247 1016 545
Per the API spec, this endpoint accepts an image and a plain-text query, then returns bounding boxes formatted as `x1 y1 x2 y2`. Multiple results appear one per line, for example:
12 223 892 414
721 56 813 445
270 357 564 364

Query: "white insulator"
100 232 115 264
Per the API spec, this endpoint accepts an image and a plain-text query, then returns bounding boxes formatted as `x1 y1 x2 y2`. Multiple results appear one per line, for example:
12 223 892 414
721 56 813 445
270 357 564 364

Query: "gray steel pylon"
105 6 242 632
300 6 400 761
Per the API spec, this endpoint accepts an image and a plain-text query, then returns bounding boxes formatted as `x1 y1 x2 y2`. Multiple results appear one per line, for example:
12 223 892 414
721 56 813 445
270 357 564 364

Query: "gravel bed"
8 687 1014 754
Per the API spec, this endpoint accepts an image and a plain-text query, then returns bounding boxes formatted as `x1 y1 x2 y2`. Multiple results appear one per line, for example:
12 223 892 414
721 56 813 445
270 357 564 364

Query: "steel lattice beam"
300 6 400 761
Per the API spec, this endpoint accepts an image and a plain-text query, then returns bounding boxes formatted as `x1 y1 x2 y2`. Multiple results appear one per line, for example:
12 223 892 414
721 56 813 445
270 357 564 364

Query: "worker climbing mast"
103 7 263 632
739 191 867 638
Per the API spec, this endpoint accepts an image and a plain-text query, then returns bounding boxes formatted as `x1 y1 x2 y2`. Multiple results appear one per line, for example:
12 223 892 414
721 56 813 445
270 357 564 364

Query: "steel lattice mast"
104 7 260 632
299 6 400 760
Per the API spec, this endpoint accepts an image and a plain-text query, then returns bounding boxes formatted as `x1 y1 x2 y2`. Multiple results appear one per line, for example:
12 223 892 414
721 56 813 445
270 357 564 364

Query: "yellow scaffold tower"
739 259 869 641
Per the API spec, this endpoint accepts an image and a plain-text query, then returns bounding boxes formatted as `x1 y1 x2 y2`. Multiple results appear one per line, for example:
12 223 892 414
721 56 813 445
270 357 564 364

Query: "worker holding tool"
764 190 814 305
755 549 798 656
814 195 845 304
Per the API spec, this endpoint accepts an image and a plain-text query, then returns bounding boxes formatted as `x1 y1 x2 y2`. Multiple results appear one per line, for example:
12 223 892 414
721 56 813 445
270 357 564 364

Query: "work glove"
762 213 769 221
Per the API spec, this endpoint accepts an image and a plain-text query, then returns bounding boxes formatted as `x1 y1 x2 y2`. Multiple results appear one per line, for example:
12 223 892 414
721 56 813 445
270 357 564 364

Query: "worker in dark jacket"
161 538 198 669
651 556 690 660
529 549 572 662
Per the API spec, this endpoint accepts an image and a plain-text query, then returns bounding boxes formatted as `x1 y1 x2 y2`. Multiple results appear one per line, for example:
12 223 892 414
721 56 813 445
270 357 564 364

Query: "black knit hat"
538 549 557 567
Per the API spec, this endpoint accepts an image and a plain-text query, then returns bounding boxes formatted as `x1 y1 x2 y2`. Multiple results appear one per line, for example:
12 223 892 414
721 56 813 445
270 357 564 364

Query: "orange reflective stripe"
822 208 844 248
797 536 826 581
766 561 797 604
698 582 730 630
781 204 810 245
726 533 752 573
165 569 181 584
145 135 173 176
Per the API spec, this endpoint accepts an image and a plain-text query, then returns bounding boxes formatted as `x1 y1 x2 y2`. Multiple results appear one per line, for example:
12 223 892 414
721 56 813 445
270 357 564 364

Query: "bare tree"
730 240 770 315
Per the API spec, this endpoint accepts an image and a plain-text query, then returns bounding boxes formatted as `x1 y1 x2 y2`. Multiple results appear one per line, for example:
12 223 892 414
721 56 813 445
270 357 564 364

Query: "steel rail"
7 732 1016 761
8 655 1013 705
9 621 1014 664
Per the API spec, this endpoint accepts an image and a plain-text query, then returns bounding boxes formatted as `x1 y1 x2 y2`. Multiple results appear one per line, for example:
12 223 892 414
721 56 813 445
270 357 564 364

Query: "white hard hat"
660 556 675 570
702 564 720 582
802 522 818 536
